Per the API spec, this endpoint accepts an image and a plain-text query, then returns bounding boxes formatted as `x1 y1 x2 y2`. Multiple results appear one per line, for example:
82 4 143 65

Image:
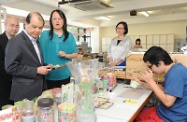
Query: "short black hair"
136 38 141 44
25 12 45 26
116 21 128 34
143 46 173 66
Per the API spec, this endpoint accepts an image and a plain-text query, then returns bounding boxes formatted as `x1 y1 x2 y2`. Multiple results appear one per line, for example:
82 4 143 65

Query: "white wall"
101 20 187 39
99 20 187 52
128 21 187 39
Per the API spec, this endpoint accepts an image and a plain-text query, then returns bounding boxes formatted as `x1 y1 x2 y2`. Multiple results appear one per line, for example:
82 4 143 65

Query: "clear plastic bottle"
107 73 114 87
98 80 104 96
21 100 35 122
37 98 54 122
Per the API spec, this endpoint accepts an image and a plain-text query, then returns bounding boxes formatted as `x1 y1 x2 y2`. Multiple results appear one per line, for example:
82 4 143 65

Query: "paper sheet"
118 88 145 100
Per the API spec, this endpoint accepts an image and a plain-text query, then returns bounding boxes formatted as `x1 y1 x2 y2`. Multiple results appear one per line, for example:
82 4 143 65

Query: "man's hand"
47 64 54 69
142 70 155 85
132 78 143 87
37 66 52 75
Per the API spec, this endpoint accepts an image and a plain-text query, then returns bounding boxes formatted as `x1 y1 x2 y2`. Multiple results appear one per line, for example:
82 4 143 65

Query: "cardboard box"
126 53 187 81
125 66 165 81
83 56 91 60
170 54 187 67
126 54 146 67
98 70 126 79
126 54 148 80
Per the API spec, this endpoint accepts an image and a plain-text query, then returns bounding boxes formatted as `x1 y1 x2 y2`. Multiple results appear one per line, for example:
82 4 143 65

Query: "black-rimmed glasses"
148 64 153 69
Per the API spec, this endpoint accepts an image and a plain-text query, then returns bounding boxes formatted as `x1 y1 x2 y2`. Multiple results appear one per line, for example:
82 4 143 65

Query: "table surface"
95 84 153 122
54 83 152 122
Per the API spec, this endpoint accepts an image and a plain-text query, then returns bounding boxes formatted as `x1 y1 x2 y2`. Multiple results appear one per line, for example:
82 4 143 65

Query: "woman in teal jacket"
39 9 78 89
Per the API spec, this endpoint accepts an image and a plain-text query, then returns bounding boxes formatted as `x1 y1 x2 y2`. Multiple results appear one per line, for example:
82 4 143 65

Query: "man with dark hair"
5 12 52 102
135 46 187 122
0 16 19 109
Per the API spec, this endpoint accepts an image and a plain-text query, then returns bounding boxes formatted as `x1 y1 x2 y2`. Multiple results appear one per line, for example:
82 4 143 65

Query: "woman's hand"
58 51 67 58
109 61 117 66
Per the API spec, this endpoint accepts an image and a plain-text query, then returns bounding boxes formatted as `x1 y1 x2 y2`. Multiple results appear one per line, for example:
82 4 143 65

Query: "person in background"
0 16 19 109
39 9 78 89
135 46 187 122
108 21 132 66
5 12 52 102
133 38 143 49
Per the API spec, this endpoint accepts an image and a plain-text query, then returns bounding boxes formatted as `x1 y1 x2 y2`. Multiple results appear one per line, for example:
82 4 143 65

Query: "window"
0 17 91 48
67 26 91 46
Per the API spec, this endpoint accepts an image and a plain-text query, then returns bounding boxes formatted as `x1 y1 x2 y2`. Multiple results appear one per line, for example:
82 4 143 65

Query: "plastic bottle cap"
37 98 54 107
107 73 113 77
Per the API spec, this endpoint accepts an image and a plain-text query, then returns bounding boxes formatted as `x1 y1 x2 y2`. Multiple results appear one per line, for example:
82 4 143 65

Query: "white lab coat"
107 36 132 63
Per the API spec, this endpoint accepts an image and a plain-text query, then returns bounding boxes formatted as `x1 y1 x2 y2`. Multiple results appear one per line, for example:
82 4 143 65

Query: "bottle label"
108 77 113 86
22 115 35 122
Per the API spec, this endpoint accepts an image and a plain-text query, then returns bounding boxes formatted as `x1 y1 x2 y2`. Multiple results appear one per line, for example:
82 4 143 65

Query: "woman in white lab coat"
108 21 132 66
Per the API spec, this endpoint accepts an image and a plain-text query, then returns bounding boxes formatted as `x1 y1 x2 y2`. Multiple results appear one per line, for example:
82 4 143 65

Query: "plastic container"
107 73 114 87
37 98 54 122
58 103 76 122
130 80 139 89
98 80 104 96
1 104 13 110
21 100 35 122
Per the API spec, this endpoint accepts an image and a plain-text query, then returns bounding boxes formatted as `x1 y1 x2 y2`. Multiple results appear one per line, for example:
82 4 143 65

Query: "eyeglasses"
10 24 19 28
148 64 153 69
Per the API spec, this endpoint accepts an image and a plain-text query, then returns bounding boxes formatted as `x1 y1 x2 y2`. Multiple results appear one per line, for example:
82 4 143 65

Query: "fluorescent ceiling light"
2 5 93 28
95 16 110 21
2 5 50 20
140 11 149 17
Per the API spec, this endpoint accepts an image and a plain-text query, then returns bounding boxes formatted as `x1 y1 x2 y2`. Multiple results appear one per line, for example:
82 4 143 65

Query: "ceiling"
1 0 187 28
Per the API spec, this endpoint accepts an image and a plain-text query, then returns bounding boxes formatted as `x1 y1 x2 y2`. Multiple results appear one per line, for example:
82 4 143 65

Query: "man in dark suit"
5 12 52 102
0 16 19 109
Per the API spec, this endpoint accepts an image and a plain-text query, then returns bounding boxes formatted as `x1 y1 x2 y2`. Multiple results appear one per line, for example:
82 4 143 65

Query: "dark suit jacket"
0 32 12 88
5 31 46 102
0 32 13 108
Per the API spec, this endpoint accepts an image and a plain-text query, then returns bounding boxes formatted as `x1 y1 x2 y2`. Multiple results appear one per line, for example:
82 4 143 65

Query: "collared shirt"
23 30 41 63
5 32 11 40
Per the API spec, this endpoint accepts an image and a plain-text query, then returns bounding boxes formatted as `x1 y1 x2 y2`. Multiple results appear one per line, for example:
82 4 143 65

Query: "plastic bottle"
37 98 54 122
107 73 114 87
21 100 35 122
